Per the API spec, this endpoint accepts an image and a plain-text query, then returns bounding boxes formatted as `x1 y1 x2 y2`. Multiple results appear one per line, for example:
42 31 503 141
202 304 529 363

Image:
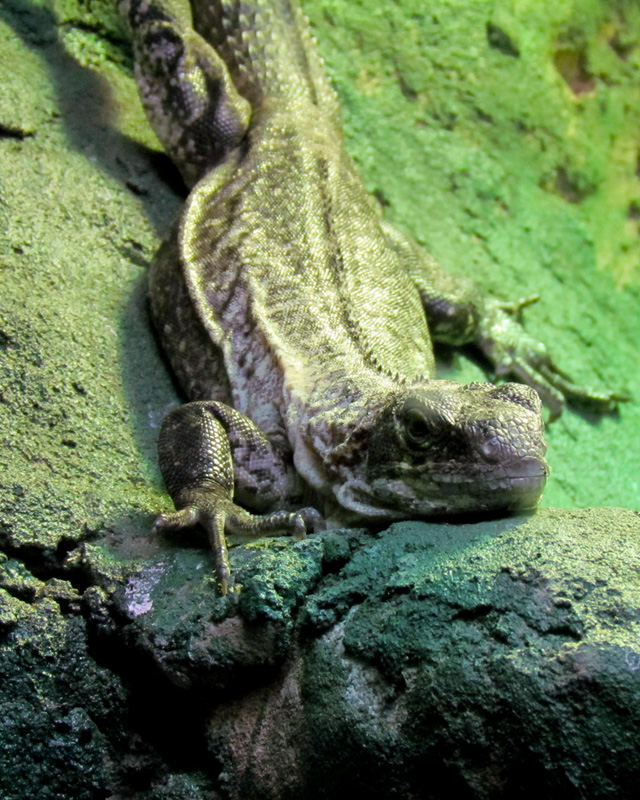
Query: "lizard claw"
478 297 630 420
496 294 540 318
153 506 201 532
153 491 324 594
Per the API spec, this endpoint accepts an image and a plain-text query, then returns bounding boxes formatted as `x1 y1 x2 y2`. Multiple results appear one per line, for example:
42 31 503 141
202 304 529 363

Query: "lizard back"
178 106 437 429
134 0 437 431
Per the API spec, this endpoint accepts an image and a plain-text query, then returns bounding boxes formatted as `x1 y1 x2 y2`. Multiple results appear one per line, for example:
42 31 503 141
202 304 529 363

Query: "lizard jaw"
333 454 548 519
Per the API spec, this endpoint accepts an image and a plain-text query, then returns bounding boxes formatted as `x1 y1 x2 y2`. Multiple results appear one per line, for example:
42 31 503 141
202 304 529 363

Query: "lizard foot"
154 495 324 594
478 297 630 420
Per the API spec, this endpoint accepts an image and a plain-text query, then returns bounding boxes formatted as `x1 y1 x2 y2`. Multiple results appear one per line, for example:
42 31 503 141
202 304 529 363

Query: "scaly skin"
119 0 623 593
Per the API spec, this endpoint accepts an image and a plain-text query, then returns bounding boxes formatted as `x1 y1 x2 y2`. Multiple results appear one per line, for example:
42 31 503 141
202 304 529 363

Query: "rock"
119 507 640 800
0 589 124 800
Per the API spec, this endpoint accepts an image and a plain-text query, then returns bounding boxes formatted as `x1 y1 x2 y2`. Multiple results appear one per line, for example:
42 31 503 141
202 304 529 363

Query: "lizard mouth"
337 457 548 517
417 455 548 511
431 457 548 496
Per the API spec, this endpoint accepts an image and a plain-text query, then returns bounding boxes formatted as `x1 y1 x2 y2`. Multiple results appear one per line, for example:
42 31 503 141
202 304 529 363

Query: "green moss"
308 0 640 282
237 537 325 625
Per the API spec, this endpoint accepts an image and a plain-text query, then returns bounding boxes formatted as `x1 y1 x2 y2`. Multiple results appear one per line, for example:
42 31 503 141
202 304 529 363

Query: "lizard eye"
401 405 433 446
400 399 458 450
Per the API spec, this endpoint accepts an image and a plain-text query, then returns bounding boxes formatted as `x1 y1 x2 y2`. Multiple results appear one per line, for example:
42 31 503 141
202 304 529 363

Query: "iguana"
118 0 623 592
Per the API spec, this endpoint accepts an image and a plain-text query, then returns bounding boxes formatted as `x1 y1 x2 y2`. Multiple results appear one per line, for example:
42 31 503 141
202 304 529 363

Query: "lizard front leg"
155 401 322 594
382 221 629 419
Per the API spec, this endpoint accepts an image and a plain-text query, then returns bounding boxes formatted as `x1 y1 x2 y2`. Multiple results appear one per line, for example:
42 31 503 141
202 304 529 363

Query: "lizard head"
329 380 548 519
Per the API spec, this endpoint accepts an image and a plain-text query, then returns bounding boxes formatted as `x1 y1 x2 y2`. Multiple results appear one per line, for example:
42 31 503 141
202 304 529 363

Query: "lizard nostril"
477 434 504 462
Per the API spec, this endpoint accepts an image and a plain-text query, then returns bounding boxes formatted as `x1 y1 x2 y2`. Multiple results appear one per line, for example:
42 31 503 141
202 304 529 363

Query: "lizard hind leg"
155 401 320 594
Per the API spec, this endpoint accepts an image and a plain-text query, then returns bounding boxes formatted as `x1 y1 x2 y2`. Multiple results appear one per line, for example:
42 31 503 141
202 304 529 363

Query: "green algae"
236 536 326 626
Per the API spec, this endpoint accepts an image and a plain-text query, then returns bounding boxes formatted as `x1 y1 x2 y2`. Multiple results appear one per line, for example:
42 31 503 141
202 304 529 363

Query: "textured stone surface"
117 508 640 799
299 508 640 800
0 588 119 800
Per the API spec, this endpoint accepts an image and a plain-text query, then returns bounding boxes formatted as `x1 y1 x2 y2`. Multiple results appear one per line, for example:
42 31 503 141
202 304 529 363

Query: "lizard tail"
190 0 340 118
